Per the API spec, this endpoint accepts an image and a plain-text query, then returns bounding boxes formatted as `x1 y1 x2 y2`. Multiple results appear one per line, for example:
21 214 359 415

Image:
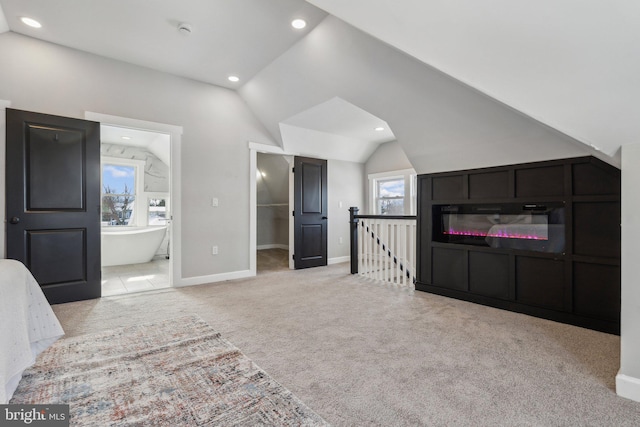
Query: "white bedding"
0 259 64 404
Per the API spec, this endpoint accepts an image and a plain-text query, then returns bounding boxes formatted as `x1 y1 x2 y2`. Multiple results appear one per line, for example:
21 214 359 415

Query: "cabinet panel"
572 163 620 196
515 166 564 198
432 247 467 291
573 202 620 258
432 175 464 200
574 262 620 322
469 252 509 299
417 156 620 334
469 171 509 199
516 257 565 310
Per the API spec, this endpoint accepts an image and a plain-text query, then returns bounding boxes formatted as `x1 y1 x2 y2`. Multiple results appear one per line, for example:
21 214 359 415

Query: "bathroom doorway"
99 124 173 296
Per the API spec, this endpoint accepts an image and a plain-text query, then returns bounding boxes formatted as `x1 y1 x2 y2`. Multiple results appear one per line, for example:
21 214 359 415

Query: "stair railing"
349 207 417 288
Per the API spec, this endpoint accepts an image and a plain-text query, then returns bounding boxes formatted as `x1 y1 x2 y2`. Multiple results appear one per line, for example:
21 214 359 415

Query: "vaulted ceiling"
308 0 640 161
0 0 327 89
0 0 637 167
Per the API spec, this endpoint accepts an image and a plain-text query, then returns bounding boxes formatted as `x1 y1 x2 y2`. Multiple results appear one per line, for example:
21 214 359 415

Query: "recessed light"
121 136 131 140
228 75 240 82
21 17 42 28
374 127 385 132
291 19 306 29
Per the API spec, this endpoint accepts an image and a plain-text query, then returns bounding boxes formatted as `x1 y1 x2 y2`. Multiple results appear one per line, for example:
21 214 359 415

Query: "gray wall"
364 140 413 214
365 140 413 176
328 159 364 260
240 16 595 175
0 32 276 279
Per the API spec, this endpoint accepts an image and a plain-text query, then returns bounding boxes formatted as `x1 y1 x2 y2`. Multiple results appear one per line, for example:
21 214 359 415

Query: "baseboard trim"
328 256 350 265
616 373 640 402
257 244 289 250
176 269 254 288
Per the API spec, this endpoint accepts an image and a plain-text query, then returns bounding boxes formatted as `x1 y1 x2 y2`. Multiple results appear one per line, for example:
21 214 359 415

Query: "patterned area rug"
11 316 328 426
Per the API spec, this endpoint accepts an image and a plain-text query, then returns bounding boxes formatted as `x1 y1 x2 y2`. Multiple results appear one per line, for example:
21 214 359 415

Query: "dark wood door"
293 156 328 269
6 108 101 303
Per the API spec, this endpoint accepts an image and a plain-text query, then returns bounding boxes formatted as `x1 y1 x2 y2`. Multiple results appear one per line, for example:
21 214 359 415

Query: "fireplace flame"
443 229 548 241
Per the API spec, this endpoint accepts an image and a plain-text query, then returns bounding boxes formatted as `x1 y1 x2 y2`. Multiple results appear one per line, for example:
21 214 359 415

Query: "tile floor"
102 250 286 297
102 258 170 296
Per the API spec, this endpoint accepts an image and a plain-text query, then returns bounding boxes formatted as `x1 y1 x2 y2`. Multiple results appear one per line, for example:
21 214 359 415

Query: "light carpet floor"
52 263 640 426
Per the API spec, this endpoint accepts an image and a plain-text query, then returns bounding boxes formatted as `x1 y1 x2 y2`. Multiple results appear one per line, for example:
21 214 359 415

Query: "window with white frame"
101 157 145 226
369 169 417 215
148 196 169 225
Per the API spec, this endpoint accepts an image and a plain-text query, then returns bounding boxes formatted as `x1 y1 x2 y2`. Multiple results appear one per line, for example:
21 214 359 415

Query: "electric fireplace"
433 203 565 253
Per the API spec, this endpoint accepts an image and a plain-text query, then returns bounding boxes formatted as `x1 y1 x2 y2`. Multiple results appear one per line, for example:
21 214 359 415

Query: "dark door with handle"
293 156 328 269
6 108 101 303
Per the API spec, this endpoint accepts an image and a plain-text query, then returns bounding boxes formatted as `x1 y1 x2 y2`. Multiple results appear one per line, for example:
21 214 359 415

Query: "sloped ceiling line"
306 0 639 161
240 16 596 175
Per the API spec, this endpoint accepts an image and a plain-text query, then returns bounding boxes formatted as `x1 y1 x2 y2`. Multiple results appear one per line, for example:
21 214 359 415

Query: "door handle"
322 216 328 220
9 216 20 224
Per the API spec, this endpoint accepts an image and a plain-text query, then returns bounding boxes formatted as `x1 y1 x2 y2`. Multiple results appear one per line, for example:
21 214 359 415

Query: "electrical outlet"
212 197 219 207
212 245 218 255
339 237 343 245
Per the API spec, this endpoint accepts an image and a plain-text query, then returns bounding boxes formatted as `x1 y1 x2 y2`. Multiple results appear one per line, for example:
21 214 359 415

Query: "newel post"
349 207 359 274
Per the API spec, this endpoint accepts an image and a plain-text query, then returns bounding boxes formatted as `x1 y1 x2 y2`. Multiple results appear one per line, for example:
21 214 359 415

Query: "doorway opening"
99 124 172 295
85 112 182 296
256 152 292 273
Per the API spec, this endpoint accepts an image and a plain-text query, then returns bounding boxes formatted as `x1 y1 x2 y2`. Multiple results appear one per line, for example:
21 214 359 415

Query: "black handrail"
354 214 417 220
349 207 416 280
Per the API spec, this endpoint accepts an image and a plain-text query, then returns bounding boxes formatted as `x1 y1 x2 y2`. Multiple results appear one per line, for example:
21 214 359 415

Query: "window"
101 157 145 226
376 177 405 215
369 169 417 215
148 197 168 225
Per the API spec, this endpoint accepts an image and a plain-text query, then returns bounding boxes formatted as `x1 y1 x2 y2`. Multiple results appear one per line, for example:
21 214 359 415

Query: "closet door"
293 156 327 269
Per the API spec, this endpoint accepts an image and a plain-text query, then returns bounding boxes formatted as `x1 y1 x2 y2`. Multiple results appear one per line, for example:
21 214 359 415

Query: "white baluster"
363 220 368 278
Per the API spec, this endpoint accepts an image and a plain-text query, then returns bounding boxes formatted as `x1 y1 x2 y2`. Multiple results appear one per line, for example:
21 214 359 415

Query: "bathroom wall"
101 143 169 192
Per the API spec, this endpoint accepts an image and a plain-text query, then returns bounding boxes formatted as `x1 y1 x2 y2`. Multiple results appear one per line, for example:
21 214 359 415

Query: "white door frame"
85 112 183 286
0 99 11 259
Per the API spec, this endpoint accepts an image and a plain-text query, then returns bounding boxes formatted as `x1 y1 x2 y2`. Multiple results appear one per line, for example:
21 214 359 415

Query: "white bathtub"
101 226 167 267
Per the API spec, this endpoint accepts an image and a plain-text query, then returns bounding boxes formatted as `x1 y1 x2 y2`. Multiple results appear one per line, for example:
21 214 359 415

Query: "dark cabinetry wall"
416 156 620 334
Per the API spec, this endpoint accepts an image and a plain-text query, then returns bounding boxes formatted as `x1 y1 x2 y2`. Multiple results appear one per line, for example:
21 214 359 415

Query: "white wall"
617 144 640 402
328 159 364 263
0 32 276 280
240 16 600 175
